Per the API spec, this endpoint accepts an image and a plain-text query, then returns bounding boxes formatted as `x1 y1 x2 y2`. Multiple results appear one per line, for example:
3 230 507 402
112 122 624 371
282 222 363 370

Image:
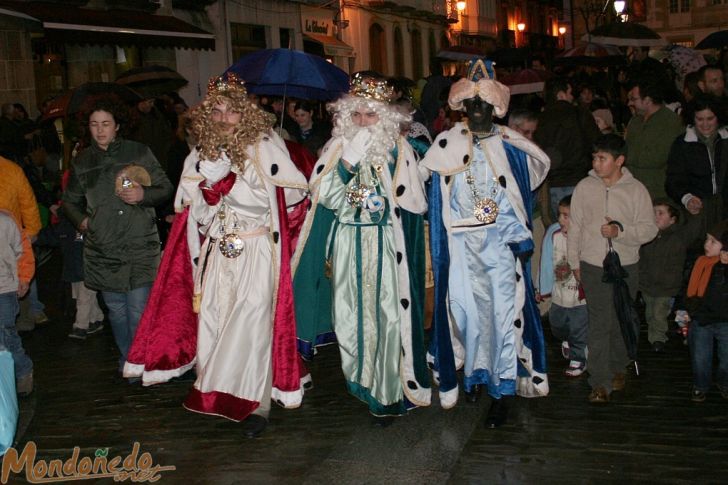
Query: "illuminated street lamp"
614 0 626 14
557 26 567 49
456 1 466 12
517 22 526 32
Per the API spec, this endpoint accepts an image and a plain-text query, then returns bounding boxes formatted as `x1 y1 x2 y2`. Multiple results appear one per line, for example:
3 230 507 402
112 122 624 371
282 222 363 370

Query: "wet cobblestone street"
7 255 728 484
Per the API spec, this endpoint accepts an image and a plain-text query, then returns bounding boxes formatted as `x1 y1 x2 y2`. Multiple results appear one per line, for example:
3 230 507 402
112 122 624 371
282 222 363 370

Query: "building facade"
1 0 583 113
0 0 215 112
644 0 728 47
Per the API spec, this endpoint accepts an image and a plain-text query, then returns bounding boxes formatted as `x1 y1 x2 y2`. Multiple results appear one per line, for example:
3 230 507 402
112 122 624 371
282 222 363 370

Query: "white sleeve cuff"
681 193 694 208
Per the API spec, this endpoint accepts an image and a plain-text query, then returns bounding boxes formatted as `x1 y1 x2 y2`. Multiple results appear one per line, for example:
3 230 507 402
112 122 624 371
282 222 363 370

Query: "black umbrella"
583 21 666 47
695 30 728 50
602 223 641 375
116 65 188 98
436 45 487 61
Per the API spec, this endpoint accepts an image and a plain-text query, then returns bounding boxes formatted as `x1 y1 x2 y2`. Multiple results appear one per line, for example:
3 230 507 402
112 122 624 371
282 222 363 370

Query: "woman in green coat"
62 98 173 374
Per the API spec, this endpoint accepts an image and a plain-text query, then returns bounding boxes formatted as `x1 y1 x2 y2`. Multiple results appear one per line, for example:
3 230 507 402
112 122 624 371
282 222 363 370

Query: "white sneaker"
565 360 586 377
561 341 570 360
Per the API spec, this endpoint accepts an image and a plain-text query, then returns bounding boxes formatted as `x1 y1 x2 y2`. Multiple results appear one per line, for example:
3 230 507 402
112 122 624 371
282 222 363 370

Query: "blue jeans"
549 186 575 221
102 286 151 371
0 292 32 379
689 322 728 393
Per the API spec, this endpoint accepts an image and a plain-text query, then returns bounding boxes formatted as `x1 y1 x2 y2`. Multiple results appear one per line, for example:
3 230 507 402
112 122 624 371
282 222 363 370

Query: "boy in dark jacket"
681 220 728 402
639 199 701 351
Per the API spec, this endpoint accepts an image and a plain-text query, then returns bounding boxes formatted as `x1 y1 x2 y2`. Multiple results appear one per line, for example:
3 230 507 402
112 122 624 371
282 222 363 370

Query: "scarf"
687 255 720 298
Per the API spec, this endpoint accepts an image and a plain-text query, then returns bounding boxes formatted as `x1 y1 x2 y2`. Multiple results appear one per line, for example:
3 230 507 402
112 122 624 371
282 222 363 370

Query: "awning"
303 33 354 57
0 0 215 50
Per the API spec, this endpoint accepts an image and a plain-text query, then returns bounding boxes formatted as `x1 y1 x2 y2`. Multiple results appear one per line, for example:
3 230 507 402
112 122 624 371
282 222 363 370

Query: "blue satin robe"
448 145 531 397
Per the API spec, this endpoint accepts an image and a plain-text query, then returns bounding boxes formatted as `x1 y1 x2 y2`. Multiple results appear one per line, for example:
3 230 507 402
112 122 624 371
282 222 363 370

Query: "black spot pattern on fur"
407 380 418 390
271 164 279 176
400 298 410 310
396 185 405 197
273 232 279 243
499 176 506 188
397 252 403 264
463 154 470 164
533 376 544 385
444 175 451 184
514 319 522 329
316 164 324 174
394 207 401 218
516 273 521 282
439 139 448 148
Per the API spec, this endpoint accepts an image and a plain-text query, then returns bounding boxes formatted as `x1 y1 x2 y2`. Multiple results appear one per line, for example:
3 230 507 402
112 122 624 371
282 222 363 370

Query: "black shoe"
652 341 665 353
464 384 482 403
484 397 510 429
373 416 395 428
242 415 267 438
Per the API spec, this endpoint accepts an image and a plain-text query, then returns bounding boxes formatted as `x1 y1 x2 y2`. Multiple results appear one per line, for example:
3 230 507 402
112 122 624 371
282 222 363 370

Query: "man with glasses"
624 78 684 199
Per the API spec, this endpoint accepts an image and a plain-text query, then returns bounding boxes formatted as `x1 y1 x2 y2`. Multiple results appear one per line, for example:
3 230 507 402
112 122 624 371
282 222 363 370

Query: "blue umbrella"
225 48 350 101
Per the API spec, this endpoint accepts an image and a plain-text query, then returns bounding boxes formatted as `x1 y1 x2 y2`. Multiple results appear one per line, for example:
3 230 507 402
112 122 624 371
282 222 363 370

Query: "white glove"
199 153 232 186
342 129 373 167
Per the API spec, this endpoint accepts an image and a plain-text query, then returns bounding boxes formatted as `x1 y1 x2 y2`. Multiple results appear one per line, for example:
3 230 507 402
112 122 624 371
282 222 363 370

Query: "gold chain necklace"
217 200 244 258
465 132 500 224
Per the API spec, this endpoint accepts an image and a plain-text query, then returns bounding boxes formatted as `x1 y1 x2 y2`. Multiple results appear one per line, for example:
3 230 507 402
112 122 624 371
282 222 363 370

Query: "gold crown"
349 73 395 102
207 72 247 96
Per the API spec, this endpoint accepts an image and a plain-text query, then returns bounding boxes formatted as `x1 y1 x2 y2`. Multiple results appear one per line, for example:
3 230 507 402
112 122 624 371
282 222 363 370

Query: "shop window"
230 23 266 61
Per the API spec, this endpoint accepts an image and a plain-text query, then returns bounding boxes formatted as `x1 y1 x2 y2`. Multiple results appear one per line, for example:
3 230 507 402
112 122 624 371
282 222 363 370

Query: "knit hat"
707 219 728 249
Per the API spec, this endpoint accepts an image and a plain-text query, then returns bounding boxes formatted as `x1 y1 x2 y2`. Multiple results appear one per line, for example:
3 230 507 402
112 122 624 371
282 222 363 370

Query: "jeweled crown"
208 72 247 96
466 58 496 82
349 73 395 102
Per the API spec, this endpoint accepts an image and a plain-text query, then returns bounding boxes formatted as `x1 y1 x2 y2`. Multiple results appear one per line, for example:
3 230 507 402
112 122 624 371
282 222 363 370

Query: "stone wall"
0 19 37 113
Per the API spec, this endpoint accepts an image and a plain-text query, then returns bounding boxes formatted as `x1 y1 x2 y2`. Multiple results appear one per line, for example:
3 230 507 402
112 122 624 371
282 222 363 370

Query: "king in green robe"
292 75 431 417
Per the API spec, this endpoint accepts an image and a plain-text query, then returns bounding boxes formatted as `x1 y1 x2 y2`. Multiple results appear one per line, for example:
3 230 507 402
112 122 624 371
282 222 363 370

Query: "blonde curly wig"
189 73 275 170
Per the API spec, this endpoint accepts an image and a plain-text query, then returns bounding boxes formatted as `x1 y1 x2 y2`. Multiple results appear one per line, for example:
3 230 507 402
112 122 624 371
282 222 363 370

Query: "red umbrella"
555 42 625 66
42 82 143 121
501 69 551 95
42 93 71 121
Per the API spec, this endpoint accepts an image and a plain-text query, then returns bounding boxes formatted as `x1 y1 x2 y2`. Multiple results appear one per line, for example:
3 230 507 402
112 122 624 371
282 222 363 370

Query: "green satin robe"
318 161 406 415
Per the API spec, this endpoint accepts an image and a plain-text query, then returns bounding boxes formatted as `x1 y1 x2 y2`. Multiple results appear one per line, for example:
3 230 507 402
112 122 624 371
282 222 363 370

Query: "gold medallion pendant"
473 197 499 224
345 183 374 208
219 233 244 258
